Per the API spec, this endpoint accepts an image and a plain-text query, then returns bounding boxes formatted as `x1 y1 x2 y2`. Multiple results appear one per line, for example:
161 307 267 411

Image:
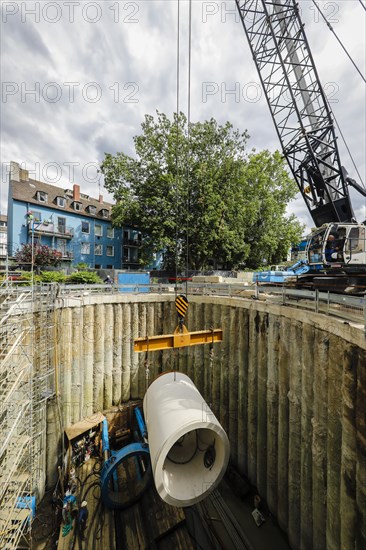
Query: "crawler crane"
236 0 366 292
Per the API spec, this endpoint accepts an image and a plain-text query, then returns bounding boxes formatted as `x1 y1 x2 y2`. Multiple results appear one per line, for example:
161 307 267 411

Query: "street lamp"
26 212 42 280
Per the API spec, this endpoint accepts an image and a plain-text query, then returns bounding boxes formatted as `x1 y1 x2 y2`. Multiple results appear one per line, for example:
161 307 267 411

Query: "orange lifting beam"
134 325 223 353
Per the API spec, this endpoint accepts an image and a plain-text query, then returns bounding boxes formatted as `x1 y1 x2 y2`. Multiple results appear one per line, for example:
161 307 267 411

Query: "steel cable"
310 0 366 82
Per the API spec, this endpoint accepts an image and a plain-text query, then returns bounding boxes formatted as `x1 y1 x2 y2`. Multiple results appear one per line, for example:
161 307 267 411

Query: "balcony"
28 222 74 239
58 251 74 261
123 258 139 266
124 238 141 247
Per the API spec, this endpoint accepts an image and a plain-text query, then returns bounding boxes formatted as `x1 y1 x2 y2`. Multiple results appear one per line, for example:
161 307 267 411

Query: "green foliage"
16 272 42 285
14 243 62 267
75 262 89 270
101 111 304 270
239 150 304 269
11 271 66 285
6 270 99 286
39 271 67 283
66 271 103 284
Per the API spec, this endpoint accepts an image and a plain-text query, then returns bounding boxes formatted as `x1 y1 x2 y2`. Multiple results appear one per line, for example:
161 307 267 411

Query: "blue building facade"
7 162 142 270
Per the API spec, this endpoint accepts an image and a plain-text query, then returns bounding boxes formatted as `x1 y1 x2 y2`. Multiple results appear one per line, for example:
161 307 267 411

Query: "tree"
15 243 62 267
101 111 303 270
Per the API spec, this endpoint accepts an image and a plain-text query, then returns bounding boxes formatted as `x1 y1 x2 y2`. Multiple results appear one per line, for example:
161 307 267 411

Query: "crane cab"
307 224 366 268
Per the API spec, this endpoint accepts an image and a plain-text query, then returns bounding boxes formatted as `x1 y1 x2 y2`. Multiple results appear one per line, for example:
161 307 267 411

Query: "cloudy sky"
1 0 365 231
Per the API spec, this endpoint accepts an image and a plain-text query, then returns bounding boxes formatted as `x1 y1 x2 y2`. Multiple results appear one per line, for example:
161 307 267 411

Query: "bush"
3 270 67 286
16 272 42 285
75 262 89 270
40 271 66 283
66 271 103 284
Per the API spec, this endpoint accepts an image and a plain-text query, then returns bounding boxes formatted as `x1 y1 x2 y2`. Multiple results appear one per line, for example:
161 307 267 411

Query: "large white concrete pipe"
143 372 230 507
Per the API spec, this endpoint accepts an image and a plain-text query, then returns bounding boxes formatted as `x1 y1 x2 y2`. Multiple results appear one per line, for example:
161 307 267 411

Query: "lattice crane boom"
235 0 363 227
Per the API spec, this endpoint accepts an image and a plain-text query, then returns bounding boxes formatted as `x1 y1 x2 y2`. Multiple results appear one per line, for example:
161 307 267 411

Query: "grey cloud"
71 120 104 144
2 16 52 62
1 0 364 224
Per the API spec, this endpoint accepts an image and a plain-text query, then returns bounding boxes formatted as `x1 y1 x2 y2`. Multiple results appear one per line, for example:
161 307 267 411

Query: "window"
348 226 365 254
124 230 129 240
95 224 102 237
106 245 114 256
106 264 113 269
107 227 114 238
81 242 90 254
81 221 90 233
57 217 66 234
95 244 102 255
123 248 129 261
37 191 48 203
73 201 82 211
56 196 66 207
100 209 109 218
95 264 101 269
31 211 42 222
57 239 67 256
0 221 7 228
87 205 97 215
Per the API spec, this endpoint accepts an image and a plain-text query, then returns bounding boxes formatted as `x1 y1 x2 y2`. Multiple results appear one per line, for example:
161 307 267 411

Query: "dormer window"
72 201 82 211
56 196 66 207
87 205 97 215
81 193 90 200
37 191 48 203
100 209 109 218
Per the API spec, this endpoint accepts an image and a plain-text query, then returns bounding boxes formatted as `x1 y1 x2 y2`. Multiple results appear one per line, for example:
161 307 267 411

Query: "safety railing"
51 282 366 330
255 285 366 327
2 280 365 330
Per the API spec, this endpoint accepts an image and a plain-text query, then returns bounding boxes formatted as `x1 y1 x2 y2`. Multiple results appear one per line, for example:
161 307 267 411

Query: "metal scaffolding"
0 281 56 549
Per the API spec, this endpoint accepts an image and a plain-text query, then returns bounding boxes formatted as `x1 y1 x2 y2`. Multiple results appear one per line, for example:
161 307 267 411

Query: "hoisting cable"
209 326 215 410
185 0 192 297
357 0 366 12
310 0 366 83
330 107 366 188
174 0 181 296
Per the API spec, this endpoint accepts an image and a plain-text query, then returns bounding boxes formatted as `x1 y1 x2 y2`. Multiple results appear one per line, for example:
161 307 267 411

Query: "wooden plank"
99 505 116 550
57 458 107 550
158 526 195 550
116 502 148 550
64 412 105 442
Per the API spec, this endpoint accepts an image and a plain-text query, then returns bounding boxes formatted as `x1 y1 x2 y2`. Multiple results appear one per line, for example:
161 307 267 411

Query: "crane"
236 0 366 292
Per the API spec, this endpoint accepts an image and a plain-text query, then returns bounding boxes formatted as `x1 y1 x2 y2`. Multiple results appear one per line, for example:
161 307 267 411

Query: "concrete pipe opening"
143 372 230 507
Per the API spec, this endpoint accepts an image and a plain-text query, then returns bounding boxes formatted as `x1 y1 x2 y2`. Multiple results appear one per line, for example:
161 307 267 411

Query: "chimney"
99 194 103 204
73 184 80 201
19 168 29 182
10 161 20 182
